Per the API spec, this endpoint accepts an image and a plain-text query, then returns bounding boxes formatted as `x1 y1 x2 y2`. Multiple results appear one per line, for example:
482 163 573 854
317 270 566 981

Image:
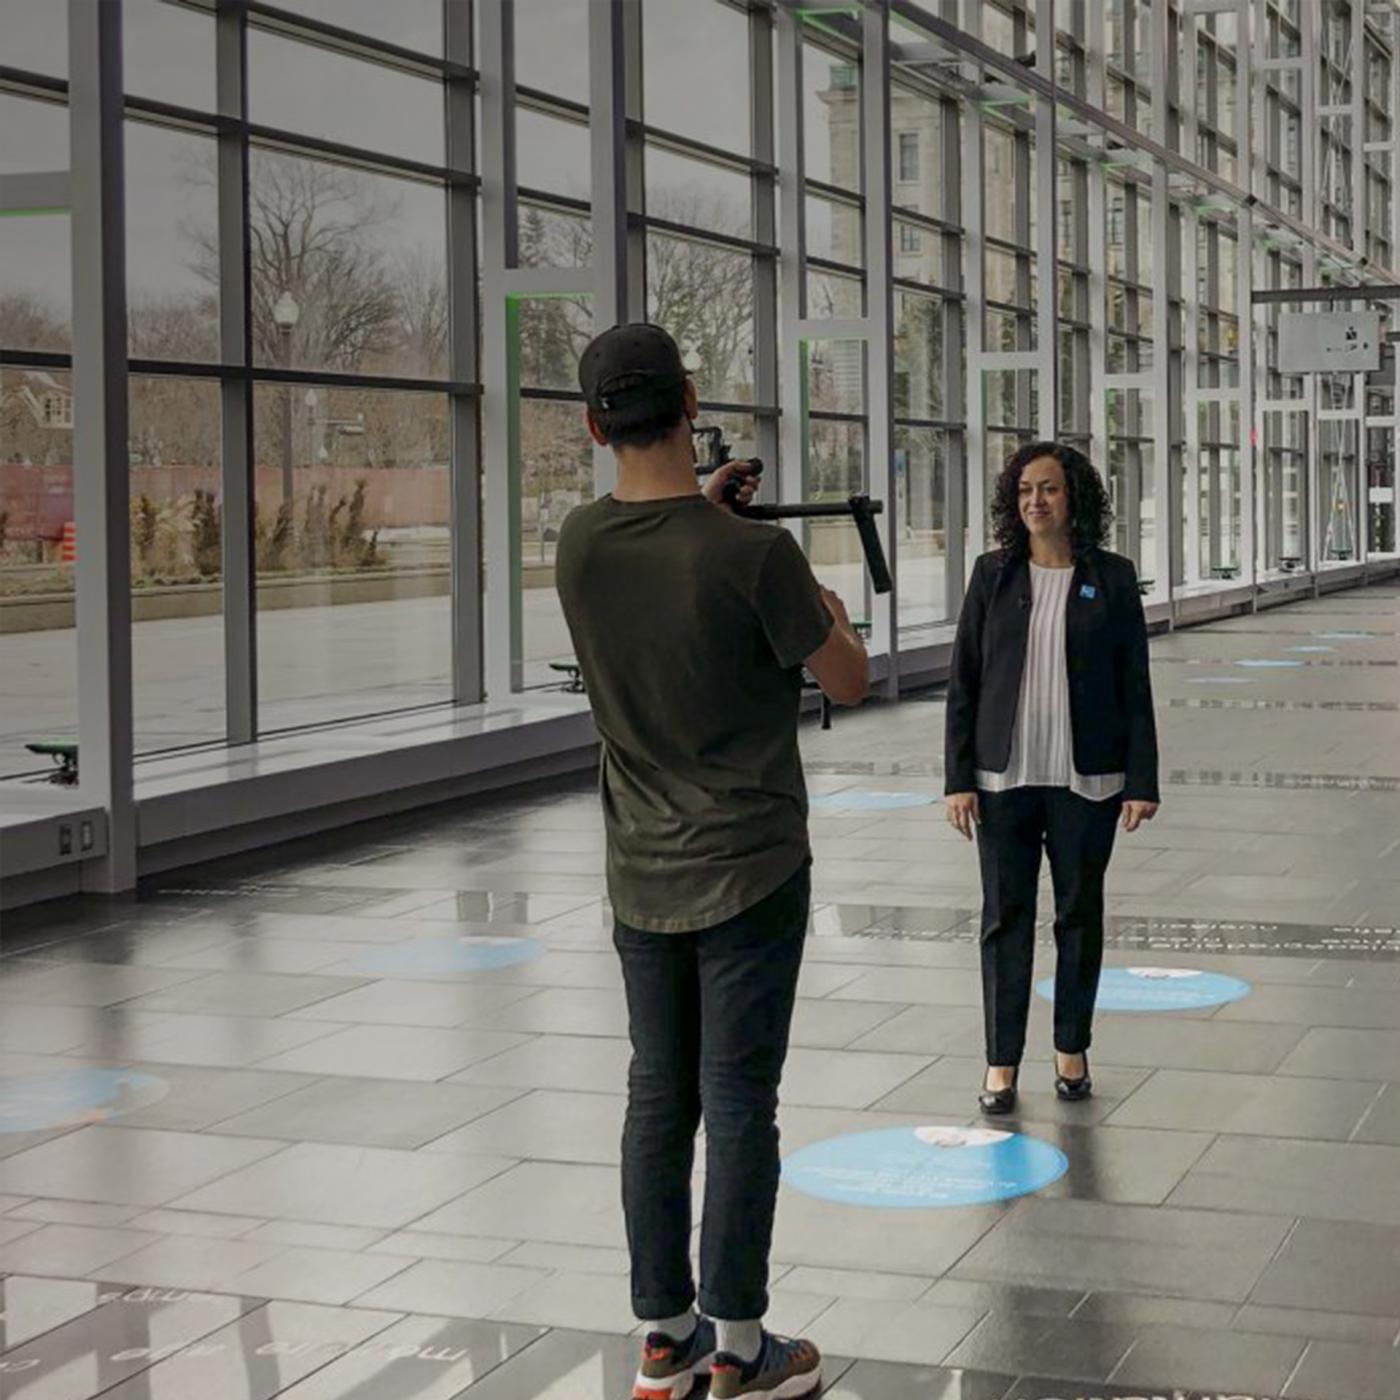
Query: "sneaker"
631 1316 716 1400
709 1331 822 1400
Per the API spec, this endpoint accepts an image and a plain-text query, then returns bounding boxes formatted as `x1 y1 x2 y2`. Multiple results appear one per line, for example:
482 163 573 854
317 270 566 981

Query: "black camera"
692 426 892 596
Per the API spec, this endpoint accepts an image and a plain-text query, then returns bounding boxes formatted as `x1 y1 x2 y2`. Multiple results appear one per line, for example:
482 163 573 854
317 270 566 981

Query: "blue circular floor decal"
812 791 936 812
1314 630 1375 640
1235 658 1304 668
782 1126 1067 1208
1286 645 1336 654
1037 966 1251 1012
1184 676 1253 685
0 1068 169 1133
352 934 545 977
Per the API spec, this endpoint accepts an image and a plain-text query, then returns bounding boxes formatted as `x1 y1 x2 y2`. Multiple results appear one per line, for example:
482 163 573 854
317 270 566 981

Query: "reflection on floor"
1 584 1399 1399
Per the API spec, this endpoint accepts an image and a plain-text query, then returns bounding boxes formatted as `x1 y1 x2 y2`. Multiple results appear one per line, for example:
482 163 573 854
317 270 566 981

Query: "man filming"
556 323 868 1400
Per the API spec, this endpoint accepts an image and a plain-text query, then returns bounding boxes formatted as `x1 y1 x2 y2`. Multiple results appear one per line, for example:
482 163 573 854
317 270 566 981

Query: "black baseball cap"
578 323 687 429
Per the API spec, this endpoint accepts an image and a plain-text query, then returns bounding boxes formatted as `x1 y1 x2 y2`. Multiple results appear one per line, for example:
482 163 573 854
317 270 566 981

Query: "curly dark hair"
991 441 1114 557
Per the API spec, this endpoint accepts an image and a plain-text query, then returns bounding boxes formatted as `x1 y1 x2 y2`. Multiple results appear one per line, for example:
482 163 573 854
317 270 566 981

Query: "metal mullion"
1034 6 1057 443
892 275 965 299
863 2 897 689
478 0 519 698
250 366 476 394
637 122 778 180
246 0 460 76
942 97 967 618
960 0 988 566
69 0 135 889
808 254 866 279
214 0 256 747
889 203 963 237
751 1 780 476
777 5 806 511
638 213 776 259
588 0 630 508
515 84 589 122
245 124 459 186
805 175 865 208
445 0 481 706
518 186 590 216
1149 0 1173 602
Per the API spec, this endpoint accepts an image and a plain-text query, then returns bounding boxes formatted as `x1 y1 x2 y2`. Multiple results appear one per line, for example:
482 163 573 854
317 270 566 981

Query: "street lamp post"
272 290 300 505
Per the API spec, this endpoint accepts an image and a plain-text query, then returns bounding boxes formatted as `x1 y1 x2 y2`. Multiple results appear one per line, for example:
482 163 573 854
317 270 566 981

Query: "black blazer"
943 547 1160 803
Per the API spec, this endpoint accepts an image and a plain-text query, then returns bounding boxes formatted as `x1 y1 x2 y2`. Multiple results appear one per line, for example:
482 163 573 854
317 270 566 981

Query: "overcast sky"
1 0 848 317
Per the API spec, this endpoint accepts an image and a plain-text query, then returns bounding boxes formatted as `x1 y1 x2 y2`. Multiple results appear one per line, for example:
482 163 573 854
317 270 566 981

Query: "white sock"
715 1319 763 1362
647 1309 696 1343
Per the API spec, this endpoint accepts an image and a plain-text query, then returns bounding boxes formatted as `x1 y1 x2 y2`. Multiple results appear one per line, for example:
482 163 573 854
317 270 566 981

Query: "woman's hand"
1121 800 1159 833
945 792 981 841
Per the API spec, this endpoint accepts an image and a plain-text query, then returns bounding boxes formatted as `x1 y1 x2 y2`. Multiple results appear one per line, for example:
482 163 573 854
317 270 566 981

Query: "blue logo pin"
1079 583 1096 599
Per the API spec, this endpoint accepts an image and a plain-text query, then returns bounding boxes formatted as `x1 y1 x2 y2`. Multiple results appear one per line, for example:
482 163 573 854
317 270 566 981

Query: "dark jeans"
975 786 1122 1066
613 862 810 1323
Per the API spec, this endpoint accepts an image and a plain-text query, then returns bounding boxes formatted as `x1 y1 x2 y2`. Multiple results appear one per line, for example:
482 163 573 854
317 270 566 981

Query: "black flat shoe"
1054 1052 1092 1102
978 1066 1019 1116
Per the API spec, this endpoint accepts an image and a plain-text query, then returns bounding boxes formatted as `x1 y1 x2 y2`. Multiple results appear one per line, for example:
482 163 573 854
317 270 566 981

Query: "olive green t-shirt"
555 492 834 933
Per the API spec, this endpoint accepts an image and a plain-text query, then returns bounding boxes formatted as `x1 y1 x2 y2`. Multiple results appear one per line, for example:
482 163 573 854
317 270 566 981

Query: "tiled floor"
1 583 1399 1399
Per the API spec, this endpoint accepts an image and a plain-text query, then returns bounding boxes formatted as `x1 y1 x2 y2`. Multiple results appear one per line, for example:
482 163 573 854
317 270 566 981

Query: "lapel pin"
1080 583 1097 599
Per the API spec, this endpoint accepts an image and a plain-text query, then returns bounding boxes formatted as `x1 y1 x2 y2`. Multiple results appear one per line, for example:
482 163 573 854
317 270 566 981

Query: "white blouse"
975 562 1126 802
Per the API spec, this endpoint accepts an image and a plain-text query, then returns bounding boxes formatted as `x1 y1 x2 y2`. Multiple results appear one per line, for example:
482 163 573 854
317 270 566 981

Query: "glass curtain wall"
6 0 1400 815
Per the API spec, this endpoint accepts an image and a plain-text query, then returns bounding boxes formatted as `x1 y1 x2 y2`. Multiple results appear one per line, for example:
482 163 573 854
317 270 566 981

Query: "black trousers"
612 862 809 1323
975 786 1122 1066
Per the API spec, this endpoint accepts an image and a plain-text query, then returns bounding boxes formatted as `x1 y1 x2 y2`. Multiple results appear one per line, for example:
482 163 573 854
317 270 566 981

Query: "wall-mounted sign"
1278 310 1382 372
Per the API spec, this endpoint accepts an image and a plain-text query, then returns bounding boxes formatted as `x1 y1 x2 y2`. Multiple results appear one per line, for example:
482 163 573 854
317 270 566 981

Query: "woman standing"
944 443 1160 1115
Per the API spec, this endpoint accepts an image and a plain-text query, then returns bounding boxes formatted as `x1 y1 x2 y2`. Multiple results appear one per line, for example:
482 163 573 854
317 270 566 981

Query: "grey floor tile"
449 1034 632 1093
944 1314 1138 1383
788 998 906 1050
352 1257 548 1317
0 1004 116 1055
1025 1123 1214 1207
126 1207 265 1238
924 1279 1086 1318
463 987 631 1037
1214 981 1400 1030
1231 1303 1400 1345
0 1224 157 1276
807 1296 986 1366
1108 1322 1307 1394
829 967 986 1006
824 1359 1016 1400
779 1047 933 1109
421 1088 625 1164
101 1233 288 1289
490 1269 637 1334
952 1198 1291 1303
287 977 541 1027
847 1005 1004 1056
412 1160 623 1248
366 1230 518 1264
212 1075 524 1149
0 962 204 1008
0 1273 112 1351
1104 1067 1379 1140
1079 1017 1310 1074
1276 1027 1400 1080
104 1063 320 1132
1070 1290 1237 1330
1352 1082 1400 1144
1284 1338 1400 1400
118 970 368 1018
274 1314 543 1399
225 1245 414 1305
0 1126 284 1208
241 1219 386 1251
97 1299 402 1399
171 1141 515 1228
1249 1218 1400 1315
153 935 364 975
0 1283 258 1392
875 1056 1153 1128
252 1023 531 1080
771 1186 1004 1278
4 1199 139 1228
497 1241 630 1275
782 1265 933 1302
1169 1134 1400 1224
65 1009 342 1068
444 1326 638 1400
